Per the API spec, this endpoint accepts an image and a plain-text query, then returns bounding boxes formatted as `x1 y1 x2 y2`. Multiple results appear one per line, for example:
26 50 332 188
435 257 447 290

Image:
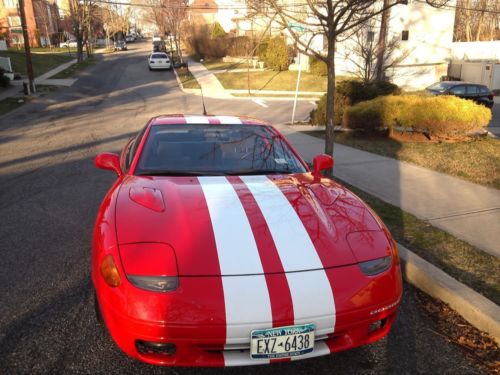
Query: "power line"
92 0 313 10
413 0 500 14
93 0 500 16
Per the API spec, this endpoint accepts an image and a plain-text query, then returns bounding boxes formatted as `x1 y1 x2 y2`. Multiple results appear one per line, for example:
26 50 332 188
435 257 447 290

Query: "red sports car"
92 114 403 367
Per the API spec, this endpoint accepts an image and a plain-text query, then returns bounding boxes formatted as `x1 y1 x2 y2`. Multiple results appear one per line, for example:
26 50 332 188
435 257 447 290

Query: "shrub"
227 36 251 57
257 39 269 59
263 36 289 71
309 79 401 125
0 68 10 87
186 24 227 59
211 22 226 38
309 57 327 76
343 95 492 137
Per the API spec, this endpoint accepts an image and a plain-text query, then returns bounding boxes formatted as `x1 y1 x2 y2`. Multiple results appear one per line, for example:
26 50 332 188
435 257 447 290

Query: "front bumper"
98 292 399 367
94 263 402 367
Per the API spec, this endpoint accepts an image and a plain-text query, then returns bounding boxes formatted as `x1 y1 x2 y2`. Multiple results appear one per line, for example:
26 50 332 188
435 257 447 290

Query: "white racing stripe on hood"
241 175 336 334
198 177 273 349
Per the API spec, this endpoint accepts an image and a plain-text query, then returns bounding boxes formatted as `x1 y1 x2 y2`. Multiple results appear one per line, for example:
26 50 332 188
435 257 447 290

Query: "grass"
176 67 200 89
0 97 26 117
0 49 74 77
231 93 320 98
52 57 97 79
215 70 327 92
201 58 251 71
303 131 500 189
339 179 500 304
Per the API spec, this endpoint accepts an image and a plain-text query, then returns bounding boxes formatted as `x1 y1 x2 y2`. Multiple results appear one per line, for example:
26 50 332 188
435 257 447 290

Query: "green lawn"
176 67 200 89
0 49 74 77
341 180 500 304
303 131 500 189
52 57 97 79
202 58 252 71
215 70 327 92
0 97 26 117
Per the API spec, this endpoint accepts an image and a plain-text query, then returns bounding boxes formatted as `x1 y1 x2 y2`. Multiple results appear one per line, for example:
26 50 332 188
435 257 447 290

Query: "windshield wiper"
136 171 224 176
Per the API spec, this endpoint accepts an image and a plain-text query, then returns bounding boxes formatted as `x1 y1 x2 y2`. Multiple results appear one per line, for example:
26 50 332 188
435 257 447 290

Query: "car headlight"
119 243 179 293
127 275 178 292
359 256 392 276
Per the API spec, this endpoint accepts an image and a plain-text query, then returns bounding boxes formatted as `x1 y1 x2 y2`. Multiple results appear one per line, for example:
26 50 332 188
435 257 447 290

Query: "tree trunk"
376 0 390 81
324 37 336 159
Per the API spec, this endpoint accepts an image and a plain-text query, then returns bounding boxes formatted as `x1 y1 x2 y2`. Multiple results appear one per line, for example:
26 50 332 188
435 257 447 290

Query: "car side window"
449 85 466 95
466 85 479 95
479 86 490 94
121 125 148 172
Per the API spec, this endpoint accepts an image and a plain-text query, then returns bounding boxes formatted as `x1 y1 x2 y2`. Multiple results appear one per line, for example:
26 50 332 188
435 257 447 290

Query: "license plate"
250 324 315 359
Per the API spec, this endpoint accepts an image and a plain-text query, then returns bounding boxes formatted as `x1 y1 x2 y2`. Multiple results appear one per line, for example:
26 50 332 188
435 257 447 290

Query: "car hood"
115 174 387 276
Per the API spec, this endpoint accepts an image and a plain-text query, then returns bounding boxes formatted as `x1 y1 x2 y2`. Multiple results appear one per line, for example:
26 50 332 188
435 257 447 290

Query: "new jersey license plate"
250 324 315 359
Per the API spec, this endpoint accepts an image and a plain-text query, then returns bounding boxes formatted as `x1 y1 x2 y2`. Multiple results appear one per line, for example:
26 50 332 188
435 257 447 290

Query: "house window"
8 16 21 27
367 31 375 42
3 0 18 8
402 30 409 41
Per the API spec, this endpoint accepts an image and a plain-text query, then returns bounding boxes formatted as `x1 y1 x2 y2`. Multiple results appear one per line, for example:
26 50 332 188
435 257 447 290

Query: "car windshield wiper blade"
136 171 224 176
226 169 290 176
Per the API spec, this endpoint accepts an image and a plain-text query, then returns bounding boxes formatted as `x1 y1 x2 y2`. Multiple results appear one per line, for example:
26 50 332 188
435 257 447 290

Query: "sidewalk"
277 125 500 258
187 59 233 99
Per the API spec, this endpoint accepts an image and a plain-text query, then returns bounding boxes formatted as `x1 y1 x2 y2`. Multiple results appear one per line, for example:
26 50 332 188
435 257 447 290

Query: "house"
0 0 60 47
187 0 218 26
0 0 39 46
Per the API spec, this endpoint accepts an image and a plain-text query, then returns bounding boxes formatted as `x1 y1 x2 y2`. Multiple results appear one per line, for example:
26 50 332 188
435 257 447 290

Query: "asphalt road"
0 42 483 374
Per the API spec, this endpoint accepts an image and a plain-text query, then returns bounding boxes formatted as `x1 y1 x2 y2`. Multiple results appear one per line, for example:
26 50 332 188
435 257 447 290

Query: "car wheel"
149 66 152 71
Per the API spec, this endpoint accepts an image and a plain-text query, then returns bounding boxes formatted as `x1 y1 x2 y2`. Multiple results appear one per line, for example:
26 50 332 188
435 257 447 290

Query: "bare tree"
67 0 94 62
99 4 128 49
453 0 500 41
341 25 409 83
33 0 54 49
247 0 411 158
163 0 188 62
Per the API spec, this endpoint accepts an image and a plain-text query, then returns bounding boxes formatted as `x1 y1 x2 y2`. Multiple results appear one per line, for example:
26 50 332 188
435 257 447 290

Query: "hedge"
263 36 289 71
309 57 327 76
343 95 492 137
310 79 401 126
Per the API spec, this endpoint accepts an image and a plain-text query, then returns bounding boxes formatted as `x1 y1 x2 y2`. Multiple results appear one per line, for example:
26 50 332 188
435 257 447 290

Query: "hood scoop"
129 186 165 212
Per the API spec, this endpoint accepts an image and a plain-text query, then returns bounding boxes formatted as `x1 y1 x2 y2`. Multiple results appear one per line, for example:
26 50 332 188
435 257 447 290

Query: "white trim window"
3 0 18 8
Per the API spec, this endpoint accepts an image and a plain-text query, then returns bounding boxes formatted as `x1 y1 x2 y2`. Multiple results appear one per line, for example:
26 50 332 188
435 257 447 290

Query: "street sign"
288 22 305 32
11 28 23 34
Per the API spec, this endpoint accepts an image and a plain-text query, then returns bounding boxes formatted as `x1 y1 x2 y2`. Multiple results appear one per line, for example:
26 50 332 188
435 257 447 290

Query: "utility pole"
18 0 36 93
375 0 390 81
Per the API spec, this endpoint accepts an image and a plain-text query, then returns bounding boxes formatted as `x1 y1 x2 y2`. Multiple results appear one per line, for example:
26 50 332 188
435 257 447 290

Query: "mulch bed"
416 290 500 374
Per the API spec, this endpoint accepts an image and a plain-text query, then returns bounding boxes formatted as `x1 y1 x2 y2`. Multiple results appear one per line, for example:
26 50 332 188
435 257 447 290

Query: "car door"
448 85 466 99
465 85 481 105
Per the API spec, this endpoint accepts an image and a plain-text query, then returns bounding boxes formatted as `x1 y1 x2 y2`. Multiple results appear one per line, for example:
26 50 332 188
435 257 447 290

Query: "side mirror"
95 153 123 177
312 154 334 178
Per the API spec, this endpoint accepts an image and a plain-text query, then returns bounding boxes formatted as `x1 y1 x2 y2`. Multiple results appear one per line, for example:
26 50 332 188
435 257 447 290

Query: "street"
0 42 483 373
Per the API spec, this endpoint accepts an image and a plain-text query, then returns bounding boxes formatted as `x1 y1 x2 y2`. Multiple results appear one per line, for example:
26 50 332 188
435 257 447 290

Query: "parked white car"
60 39 77 48
148 52 171 70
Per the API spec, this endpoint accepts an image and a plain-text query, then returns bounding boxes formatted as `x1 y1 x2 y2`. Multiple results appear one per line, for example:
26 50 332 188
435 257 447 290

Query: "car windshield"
135 124 307 176
427 82 454 92
151 53 167 59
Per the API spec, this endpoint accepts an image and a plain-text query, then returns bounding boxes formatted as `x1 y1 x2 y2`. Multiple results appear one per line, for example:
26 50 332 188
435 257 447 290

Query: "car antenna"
199 59 208 115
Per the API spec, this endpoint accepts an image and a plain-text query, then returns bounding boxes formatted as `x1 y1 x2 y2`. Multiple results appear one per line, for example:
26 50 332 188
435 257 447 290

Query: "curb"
398 243 500 345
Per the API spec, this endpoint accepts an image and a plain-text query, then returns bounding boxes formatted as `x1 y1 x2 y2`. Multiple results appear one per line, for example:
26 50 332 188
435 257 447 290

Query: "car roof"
150 114 270 126
439 81 487 87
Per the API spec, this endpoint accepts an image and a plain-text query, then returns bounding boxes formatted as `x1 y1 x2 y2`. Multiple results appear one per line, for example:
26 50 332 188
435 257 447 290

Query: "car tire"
149 66 152 71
